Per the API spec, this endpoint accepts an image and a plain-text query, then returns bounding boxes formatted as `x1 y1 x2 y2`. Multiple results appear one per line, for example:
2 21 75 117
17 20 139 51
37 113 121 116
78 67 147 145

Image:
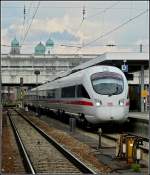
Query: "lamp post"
20 77 23 108
34 70 40 116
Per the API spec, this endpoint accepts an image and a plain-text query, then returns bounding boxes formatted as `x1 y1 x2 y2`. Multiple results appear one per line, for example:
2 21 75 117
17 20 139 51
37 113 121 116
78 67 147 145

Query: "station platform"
127 112 149 140
128 112 149 121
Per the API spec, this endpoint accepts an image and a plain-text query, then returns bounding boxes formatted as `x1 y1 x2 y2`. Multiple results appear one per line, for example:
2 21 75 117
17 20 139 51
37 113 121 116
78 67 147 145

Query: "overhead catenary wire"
2 5 147 10
73 2 120 51
1 42 82 48
74 2 120 37
75 8 149 53
21 1 40 48
1 43 149 48
86 1 120 19
25 2 33 27
23 2 36 41
2 2 148 53
74 6 86 34
21 2 26 41
129 1 133 20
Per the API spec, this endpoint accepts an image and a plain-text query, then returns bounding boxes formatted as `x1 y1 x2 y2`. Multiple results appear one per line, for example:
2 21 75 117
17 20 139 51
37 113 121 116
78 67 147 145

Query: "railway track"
21 108 149 160
7 109 97 174
2 110 26 174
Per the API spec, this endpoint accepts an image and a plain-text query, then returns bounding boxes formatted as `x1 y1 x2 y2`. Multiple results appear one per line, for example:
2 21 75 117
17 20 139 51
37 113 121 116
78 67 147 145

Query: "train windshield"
91 72 124 96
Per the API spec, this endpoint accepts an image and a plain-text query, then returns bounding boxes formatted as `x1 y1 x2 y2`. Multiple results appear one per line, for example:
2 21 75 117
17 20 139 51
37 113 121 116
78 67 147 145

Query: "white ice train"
24 66 129 125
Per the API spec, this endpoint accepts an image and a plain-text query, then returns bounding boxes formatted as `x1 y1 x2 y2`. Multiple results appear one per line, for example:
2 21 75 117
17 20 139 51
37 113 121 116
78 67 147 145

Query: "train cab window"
91 72 124 96
77 85 90 99
62 86 75 98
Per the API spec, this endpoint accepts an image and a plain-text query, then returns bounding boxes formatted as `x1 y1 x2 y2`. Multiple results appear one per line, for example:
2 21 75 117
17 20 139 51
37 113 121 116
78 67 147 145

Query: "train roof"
30 65 124 92
27 51 148 93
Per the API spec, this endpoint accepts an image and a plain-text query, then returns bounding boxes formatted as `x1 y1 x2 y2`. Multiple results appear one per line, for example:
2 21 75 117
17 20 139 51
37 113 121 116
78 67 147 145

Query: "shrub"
131 163 141 172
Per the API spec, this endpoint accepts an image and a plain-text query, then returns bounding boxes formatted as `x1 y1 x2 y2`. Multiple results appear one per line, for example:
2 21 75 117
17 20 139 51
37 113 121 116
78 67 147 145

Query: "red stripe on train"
69 100 93 106
48 100 93 106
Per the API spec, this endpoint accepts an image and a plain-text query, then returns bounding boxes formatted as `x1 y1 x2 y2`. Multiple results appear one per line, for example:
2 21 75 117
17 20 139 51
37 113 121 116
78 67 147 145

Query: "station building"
1 38 98 104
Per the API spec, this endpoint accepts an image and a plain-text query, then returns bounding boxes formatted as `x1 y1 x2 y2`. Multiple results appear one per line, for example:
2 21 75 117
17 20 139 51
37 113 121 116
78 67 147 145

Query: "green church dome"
35 42 46 55
11 38 19 47
46 38 54 47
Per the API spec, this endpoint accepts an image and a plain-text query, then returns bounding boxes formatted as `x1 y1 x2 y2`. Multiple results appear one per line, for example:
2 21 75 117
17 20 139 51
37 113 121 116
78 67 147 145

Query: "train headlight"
119 99 125 106
95 99 102 107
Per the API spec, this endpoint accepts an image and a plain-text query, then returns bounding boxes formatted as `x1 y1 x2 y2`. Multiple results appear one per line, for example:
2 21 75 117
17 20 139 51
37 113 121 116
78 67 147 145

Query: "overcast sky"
1 1 149 54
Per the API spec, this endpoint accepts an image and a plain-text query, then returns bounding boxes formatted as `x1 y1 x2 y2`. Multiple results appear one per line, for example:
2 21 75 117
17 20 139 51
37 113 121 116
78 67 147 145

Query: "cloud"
50 30 79 42
135 38 149 45
1 28 8 42
1 1 149 54
1 28 11 53
7 15 104 43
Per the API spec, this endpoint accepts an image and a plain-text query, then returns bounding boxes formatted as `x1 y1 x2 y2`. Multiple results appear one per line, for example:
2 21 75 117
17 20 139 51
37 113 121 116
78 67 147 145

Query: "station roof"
72 52 149 73
43 52 149 83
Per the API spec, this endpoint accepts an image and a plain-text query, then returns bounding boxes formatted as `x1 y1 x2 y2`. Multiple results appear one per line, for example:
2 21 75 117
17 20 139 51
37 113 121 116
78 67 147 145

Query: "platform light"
34 70 40 116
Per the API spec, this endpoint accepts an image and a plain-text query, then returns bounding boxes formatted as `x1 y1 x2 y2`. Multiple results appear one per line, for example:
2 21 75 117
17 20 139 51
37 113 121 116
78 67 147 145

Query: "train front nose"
93 97 129 123
96 106 129 123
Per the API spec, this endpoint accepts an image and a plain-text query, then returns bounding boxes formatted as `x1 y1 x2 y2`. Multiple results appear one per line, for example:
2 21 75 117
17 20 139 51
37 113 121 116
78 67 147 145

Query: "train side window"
47 89 56 98
77 85 90 99
42 90 47 99
39 90 42 100
62 86 75 98
40 90 46 99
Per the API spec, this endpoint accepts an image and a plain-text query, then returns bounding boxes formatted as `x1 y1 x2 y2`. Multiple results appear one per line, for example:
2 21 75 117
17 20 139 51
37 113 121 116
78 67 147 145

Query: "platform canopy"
71 52 149 73
46 52 149 82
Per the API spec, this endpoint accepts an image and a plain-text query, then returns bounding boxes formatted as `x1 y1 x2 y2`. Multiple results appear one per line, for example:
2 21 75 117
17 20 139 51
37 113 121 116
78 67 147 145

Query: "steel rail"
7 111 36 174
15 109 97 174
